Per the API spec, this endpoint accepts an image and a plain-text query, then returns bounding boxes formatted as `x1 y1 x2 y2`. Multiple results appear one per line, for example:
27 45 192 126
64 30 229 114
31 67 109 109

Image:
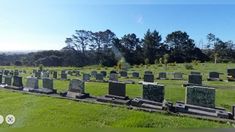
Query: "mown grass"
0 63 235 128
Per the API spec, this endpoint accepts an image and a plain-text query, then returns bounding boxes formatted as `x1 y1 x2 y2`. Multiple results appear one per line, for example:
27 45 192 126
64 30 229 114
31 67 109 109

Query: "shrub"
184 63 194 70
192 60 200 65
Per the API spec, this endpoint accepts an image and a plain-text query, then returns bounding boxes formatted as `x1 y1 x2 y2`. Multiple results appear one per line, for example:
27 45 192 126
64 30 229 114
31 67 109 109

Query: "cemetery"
1 63 235 128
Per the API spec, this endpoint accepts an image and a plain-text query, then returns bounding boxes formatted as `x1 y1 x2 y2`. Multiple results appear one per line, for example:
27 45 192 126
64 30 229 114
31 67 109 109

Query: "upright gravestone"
4 76 12 86
53 71 57 79
91 71 97 78
13 76 23 88
43 78 53 89
186 86 215 108
109 73 118 81
132 72 140 78
158 72 167 80
188 74 202 85
227 69 235 81
208 72 221 81
110 70 117 74
143 82 164 102
14 70 19 76
143 74 154 83
96 73 104 81
173 72 183 80
108 81 126 97
66 79 89 99
61 72 67 80
83 74 90 82
35 71 41 79
0 74 2 84
100 71 107 77
26 77 39 89
120 71 128 77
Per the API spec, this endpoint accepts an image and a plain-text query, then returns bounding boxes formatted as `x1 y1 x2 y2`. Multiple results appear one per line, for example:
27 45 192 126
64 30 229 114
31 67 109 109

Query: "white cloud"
136 15 144 24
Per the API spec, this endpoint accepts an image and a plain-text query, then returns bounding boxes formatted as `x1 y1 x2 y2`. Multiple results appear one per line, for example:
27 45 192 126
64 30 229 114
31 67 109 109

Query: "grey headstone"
143 82 164 102
100 71 107 77
132 72 139 78
68 79 84 93
91 71 97 77
158 72 167 79
188 74 202 85
96 73 104 81
4 76 12 85
174 72 183 80
13 76 23 87
186 86 215 108
0 75 2 84
26 77 39 89
42 78 53 89
53 71 57 79
227 69 235 77
209 72 219 79
83 74 90 81
120 71 128 77
61 73 67 80
108 81 126 97
144 74 154 83
109 73 118 81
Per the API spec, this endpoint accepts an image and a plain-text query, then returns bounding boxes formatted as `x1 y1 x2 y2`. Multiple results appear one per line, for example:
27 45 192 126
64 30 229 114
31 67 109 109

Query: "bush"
192 60 200 65
184 63 194 70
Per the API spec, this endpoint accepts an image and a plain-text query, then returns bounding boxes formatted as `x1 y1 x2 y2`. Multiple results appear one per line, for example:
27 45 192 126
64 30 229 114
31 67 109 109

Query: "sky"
0 0 235 51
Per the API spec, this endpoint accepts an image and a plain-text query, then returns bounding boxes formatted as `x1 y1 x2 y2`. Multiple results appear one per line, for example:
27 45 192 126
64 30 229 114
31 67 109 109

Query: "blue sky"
0 0 235 51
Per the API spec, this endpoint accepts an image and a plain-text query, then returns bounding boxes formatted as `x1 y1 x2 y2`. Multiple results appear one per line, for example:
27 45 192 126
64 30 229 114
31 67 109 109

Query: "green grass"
0 63 235 128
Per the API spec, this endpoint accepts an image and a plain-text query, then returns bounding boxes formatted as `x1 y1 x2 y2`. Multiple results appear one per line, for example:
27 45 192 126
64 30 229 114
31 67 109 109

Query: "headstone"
120 71 128 77
68 79 84 93
42 72 49 78
4 76 12 86
100 71 107 77
96 73 104 81
109 73 118 81
108 81 126 97
227 69 235 81
209 72 219 79
227 69 235 77
91 71 97 78
42 78 53 89
26 77 39 89
53 71 57 79
0 75 2 84
158 72 167 79
14 70 19 76
61 73 67 80
186 86 215 108
173 72 183 80
35 71 41 79
188 74 202 85
143 82 164 102
13 76 23 87
132 72 140 78
83 74 90 81
144 74 154 83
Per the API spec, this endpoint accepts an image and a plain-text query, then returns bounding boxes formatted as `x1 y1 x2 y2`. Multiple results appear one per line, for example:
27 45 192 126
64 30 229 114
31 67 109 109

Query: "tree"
72 30 92 54
119 33 142 65
143 29 164 64
165 31 203 62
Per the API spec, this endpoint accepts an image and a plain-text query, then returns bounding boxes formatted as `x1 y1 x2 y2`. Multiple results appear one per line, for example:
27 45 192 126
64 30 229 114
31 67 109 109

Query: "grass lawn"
0 63 235 128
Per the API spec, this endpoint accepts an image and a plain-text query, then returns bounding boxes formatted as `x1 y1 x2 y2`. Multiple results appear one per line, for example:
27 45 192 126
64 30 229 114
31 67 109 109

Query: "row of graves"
0 70 235 123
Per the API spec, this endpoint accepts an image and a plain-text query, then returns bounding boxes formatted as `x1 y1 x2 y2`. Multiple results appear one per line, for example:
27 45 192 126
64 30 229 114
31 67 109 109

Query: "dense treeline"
1 29 235 67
